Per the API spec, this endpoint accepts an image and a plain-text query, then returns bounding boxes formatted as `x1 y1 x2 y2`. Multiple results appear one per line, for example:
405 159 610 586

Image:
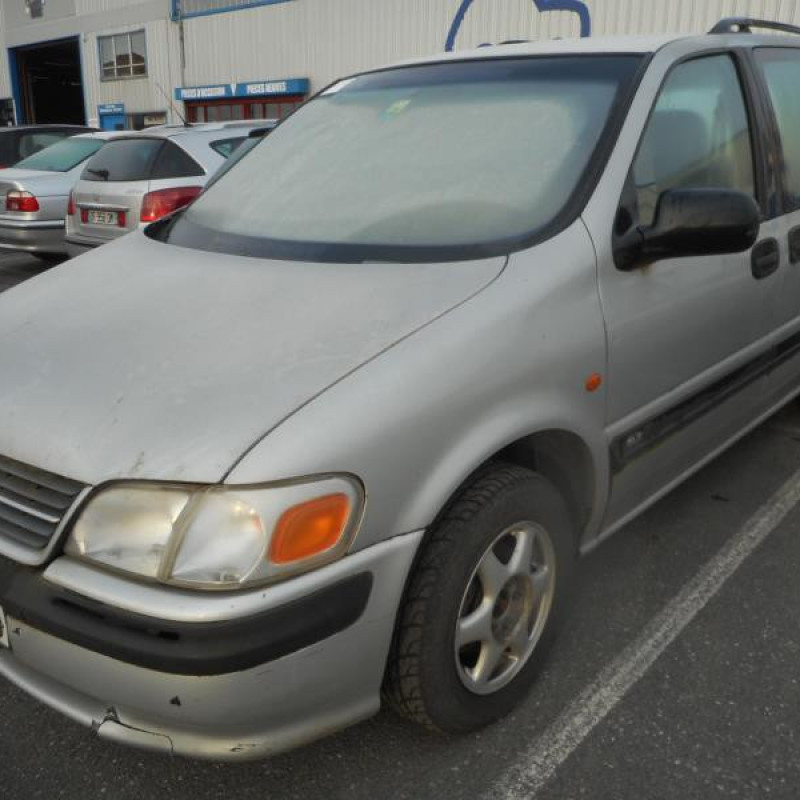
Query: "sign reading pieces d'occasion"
175 79 310 102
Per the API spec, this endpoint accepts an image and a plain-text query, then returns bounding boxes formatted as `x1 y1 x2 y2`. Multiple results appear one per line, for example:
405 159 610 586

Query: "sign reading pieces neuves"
174 79 310 101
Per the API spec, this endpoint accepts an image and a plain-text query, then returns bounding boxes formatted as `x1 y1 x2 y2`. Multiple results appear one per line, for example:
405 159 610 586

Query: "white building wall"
585 0 800 38
181 0 459 91
0 2 10 99
82 18 181 125
179 0 800 95
5 1 800 123
76 0 160 12
0 0 178 123
1 0 166 48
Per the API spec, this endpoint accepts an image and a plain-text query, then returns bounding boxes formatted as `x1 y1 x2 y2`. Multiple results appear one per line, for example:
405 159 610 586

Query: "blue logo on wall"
445 0 592 51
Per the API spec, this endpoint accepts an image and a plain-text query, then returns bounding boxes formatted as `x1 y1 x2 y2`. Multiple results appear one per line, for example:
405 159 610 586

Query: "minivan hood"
0 233 504 484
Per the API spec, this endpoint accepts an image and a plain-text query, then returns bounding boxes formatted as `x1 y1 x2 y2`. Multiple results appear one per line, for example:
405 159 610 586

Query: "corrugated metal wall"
6 0 800 121
83 18 181 125
179 0 800 93
587 0 800 37
74 0 164 15
181 0 457 88
0 2 9 99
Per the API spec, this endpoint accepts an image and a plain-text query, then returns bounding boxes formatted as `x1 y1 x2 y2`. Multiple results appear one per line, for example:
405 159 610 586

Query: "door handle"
751 238 780 280
789 225 800 264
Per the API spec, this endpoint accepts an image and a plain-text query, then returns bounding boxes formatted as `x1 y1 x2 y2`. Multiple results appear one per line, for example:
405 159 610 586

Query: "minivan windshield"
159 56 643 262
15 137 104 173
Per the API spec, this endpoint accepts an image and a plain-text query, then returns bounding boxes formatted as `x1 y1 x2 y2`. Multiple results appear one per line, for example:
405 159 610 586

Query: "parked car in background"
202 119 278 189
0 132 114 259
65 122 273 256
0 125 98 169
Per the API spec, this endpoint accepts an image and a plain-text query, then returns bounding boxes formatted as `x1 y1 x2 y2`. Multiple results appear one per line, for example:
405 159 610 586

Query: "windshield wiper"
87 168 109 181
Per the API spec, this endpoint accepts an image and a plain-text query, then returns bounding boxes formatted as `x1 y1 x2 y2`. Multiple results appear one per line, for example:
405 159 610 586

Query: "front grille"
0 454 86 550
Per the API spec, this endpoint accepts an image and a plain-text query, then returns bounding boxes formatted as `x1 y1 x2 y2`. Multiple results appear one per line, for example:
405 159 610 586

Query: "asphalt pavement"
1 252 799 799
0 252 53 292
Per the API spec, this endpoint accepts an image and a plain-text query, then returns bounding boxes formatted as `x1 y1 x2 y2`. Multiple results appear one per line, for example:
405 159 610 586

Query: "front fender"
226 222 609 551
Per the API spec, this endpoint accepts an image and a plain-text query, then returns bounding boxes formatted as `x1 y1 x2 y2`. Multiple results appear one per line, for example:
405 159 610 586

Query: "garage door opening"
13 37 86 124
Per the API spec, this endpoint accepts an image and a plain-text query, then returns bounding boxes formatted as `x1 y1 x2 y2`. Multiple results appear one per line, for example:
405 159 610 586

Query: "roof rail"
709 17 800 36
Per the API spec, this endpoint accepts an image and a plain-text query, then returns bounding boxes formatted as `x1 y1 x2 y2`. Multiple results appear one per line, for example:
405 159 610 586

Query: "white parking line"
494 466 800 800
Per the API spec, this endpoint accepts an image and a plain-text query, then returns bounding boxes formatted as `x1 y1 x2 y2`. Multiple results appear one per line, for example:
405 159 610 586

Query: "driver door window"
631 55 755 226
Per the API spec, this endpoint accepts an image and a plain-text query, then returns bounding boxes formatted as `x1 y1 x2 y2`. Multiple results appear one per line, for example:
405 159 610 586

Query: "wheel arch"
426 427 605 553
497 429 597 545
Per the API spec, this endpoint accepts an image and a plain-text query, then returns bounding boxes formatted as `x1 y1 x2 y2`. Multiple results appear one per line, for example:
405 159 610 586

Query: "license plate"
0 604 8 649
87 210 118 226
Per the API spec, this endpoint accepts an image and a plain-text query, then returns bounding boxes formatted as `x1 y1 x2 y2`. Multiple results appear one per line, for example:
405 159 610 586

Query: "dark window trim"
732 46 777 218
98 29 148 82
151 52 655 264
613 48 771 272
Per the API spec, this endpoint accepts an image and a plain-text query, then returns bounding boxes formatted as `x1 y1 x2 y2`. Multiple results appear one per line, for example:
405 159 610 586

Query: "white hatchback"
65 121 273 256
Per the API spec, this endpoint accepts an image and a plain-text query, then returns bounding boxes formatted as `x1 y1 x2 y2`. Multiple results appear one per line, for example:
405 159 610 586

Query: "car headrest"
637 109 710 187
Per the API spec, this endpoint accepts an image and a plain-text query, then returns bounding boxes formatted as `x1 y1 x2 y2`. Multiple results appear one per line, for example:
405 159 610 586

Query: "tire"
385 462 575 733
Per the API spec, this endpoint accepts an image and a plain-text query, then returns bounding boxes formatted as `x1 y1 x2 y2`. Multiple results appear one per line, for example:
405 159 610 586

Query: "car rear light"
6 190 39 212
67 191 76 216
140 186 202 223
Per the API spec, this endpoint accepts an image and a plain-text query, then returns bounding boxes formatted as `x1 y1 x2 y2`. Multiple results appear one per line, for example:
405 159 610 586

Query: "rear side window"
81 138 162 182
755 48 800 210
209 137 246 158
15 137 105 172
631 55 755 226
18 131 66 159
151 140 205 179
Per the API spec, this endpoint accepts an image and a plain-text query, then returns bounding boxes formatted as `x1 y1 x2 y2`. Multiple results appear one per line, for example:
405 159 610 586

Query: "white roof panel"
383 34 685 71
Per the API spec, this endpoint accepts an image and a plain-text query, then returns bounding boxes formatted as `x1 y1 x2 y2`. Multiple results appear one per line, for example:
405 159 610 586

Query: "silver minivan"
64 123 267 256
0 18 798 761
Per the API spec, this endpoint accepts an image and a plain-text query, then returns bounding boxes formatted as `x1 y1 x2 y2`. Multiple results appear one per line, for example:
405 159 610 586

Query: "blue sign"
98 103 125 115
175 78 309 102
446 0 592 51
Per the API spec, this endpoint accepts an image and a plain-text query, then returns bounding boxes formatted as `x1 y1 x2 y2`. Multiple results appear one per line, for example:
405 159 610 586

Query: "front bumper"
0 218 66 254
0 531 422 760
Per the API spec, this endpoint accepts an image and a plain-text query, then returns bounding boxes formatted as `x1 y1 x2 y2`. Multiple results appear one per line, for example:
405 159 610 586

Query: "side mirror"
614 188 761 271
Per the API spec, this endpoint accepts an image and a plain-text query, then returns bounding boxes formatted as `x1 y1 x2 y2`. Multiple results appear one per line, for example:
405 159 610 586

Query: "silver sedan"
0 132 114 258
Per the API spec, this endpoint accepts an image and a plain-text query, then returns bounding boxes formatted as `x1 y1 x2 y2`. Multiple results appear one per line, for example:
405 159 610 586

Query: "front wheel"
385 463 575 732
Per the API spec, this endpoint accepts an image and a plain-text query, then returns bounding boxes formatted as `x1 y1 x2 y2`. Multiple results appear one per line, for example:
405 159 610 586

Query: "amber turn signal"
585 373 603 393
269 493 352 565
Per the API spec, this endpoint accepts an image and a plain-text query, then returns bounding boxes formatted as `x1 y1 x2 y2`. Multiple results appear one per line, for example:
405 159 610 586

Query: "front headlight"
65 475 364 590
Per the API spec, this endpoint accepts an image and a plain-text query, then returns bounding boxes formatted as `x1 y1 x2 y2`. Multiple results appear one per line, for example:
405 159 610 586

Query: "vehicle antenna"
155 81 189 127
